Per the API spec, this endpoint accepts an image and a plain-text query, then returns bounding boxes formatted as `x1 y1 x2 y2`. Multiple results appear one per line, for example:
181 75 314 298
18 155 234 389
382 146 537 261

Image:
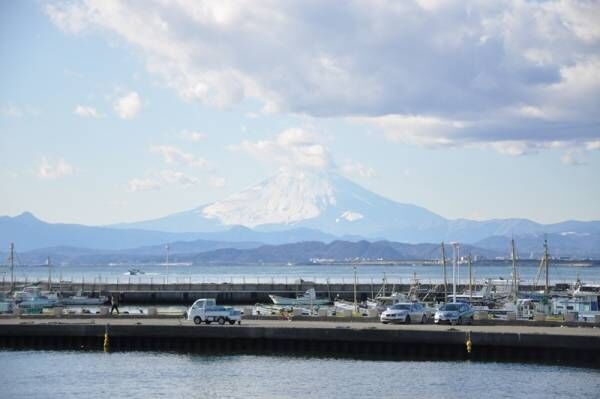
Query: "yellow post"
465 331 472 354
103 324 110 353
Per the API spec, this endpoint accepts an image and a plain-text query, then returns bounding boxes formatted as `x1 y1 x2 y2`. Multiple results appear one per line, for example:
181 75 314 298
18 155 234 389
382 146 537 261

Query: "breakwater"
0 319 598 367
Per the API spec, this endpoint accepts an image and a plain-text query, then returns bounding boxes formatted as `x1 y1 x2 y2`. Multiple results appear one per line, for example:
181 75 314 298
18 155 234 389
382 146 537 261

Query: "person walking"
110 293 120 315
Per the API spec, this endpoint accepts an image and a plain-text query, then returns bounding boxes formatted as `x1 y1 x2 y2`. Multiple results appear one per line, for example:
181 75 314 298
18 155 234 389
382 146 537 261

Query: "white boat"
59 291 108 305
268 288 330 306
13 286 58 309
124 268 145 276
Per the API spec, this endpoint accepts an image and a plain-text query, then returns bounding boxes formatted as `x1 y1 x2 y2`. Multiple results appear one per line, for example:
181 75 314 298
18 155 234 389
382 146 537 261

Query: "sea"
0 351 599 399
3 261 600 286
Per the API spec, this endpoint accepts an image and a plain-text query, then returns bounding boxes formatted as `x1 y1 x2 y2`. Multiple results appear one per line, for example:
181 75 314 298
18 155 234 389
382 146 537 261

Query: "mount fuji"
114 169 600 244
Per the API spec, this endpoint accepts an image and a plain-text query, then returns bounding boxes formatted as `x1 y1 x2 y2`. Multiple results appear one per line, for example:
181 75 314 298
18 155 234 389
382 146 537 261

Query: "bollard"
103 324 110 353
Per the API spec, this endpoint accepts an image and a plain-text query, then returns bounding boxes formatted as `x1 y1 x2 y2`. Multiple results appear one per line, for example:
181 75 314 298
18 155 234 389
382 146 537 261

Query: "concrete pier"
1 318 598 367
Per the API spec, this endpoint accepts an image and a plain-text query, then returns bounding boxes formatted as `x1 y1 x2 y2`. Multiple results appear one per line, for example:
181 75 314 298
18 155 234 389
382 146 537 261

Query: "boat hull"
268 295 329 306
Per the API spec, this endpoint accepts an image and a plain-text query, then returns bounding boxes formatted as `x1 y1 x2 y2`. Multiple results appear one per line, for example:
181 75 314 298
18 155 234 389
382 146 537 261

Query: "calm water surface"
1 351 599 399
4 262 600 285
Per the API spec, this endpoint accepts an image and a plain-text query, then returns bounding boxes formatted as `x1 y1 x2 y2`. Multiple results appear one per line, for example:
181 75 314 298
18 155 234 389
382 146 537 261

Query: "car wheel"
382 321 389 324
405 315 411 324
421 315 426 324
218 316 226 325
193 316 202 325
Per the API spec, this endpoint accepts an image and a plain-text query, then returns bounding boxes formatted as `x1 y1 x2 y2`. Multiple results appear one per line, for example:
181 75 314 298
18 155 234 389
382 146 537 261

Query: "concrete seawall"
1 319 598 367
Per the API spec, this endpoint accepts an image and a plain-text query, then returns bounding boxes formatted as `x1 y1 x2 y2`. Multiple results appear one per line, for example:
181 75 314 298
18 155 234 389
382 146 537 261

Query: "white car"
380 302 427 324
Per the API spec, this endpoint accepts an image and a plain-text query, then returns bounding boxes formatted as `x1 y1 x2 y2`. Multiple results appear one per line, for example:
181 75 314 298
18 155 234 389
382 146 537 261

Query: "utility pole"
441 242 448 303
9 242 14 292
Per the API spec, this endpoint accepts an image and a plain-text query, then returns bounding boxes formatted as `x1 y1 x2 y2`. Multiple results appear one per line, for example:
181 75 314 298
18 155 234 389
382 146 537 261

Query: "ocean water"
3 261 600 285
0 351 598 399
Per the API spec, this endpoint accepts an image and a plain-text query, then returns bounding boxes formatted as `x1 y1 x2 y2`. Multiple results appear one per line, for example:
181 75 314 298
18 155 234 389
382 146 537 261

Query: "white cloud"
128 169 203 192
74 105 100 118
1 105 23 118
209 176 226 188
586 141 600 151
232 128 332 171
150 145 207 168
47 1 600 150
561 150 586 166
127 178 160 192
37 157 74 179
114 91 141 119
159 170 199 187
181 130 207 142
341 161 376 178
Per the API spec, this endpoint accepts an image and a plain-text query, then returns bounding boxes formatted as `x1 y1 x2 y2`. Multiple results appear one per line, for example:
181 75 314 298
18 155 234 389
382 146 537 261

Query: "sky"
0 0 599 226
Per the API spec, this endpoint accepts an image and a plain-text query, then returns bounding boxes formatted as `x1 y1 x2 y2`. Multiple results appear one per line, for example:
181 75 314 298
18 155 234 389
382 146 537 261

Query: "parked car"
187 298 242 325
380 302 428 324
434 302 474 325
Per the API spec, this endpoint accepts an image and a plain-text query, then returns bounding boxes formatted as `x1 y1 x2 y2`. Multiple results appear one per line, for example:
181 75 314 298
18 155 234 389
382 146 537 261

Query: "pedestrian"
110 293 120 315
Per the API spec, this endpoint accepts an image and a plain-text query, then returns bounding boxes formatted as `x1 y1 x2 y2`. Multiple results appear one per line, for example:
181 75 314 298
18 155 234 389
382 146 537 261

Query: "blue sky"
1 0 599 226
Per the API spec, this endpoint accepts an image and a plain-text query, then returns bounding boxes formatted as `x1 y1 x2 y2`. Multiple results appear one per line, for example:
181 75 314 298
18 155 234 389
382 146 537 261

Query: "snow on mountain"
113 168 600 243
202 169 336 227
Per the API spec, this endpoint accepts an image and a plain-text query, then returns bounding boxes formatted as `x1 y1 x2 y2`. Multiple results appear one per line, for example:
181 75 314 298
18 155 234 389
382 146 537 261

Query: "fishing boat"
59 290 108 305
268 288 330 306
13 286 58 309
124 268 145 276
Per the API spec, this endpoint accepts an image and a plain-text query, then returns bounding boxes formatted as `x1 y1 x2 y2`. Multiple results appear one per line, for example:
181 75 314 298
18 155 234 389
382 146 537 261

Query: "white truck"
187 298 242 325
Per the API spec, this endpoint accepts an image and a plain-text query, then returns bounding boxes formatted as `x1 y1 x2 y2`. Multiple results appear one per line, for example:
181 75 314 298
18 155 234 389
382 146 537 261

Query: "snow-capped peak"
202 169 336 227
336 211 364 223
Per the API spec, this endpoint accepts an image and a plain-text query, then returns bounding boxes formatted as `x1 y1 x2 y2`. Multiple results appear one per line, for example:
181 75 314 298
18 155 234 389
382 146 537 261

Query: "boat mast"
353 265 358 313
47 256 52 291
468 253 472 303
441 242 448 303
9 242 14 292
511 238 518 305
165 244 170 284
544 238 549 296
451 242 459 303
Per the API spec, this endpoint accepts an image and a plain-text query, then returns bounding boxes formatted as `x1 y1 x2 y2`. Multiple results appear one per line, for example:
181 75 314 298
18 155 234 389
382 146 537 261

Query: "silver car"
434 303 474 325
380 302 427 324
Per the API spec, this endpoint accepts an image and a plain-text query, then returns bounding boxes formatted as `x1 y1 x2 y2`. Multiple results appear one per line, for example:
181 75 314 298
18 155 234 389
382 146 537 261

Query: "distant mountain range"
3 240 503 265
0 212 348 252
114 169 600 243
1 169 599 261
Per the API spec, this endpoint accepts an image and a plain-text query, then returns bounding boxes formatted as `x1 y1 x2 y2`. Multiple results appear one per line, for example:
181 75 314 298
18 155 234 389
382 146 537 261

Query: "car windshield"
441 304 461 311
391 304 410 310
